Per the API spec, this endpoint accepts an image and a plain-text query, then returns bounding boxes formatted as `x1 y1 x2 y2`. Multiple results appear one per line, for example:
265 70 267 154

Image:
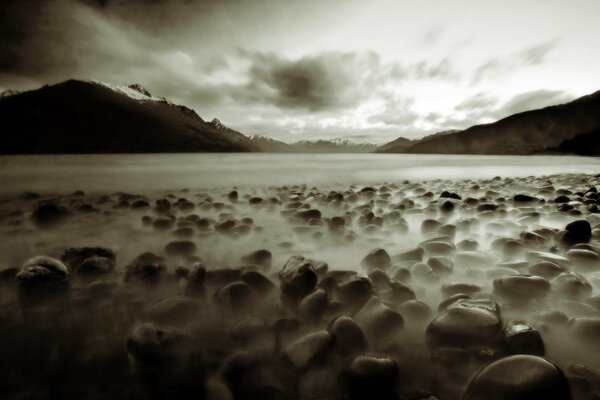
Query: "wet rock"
355 296 404 347
283 330 331 369
329 316 367 357
215 281 255 311
493 275 550 302
153 218 175 231
16 256 70 306
552 272 593 300
124 254 167 286
344 355 398 400
563 220 592 245
361 248 392 271
527 260 564 280
279 256 318 308
298 288 328 322
462 355 571 400
566 249 600 273
31 200 69 228
426 299 502 352
240 249 272 271
442 282 481 297
184 263 206 298
399 300 432 323
164 240 197 257
502 321 545 356
334 275 374 313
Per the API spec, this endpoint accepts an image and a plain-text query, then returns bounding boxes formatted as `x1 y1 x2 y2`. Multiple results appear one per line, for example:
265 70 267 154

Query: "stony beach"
3 173 600 399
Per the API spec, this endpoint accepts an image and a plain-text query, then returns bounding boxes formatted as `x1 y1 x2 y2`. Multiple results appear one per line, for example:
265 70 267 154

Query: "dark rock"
426 299 502 352
240 249 272 270
31 200 69 228
462 355 571 400
164 240 197 257
329 316 367 357
502 321 545 356
563 220 592 245
279 256 318 308
283 330 331 369
493 275 550 302
361 248 392 271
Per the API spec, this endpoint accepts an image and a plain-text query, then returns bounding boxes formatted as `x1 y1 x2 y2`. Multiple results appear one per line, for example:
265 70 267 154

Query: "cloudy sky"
1 0 599 143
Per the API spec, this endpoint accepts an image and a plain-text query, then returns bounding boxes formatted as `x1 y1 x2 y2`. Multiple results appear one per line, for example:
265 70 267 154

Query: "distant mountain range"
1 80 599 155
378 91 600 155
250 136 376 153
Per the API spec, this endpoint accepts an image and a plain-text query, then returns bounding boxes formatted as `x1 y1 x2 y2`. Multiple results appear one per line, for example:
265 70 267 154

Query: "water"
0 153 599 195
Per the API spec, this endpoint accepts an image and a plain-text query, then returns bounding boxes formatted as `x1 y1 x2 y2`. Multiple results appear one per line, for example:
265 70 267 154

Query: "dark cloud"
242 51 387 111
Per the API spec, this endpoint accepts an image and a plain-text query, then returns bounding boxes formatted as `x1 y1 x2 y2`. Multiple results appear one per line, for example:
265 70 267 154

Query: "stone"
426 299 502 351
283 330 331 369
361 248 392 271
240 249 272 270
502 321 545 356
462 355 571 400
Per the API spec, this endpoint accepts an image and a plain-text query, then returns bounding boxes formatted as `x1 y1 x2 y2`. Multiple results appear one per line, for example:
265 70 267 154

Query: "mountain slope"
386 91 600 155
0 80 256 154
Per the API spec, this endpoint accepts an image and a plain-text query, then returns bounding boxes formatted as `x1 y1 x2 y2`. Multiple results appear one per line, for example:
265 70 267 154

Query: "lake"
0 153 599 195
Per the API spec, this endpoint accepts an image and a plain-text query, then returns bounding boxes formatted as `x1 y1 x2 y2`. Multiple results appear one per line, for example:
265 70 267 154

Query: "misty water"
1 153 600 194
3 153 600 399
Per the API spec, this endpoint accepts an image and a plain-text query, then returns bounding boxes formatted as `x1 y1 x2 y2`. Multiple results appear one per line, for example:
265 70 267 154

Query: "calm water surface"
0 153 599 194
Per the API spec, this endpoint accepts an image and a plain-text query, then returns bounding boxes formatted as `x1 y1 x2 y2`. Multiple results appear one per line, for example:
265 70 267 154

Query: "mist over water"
1 154 600 195
3 154 600 399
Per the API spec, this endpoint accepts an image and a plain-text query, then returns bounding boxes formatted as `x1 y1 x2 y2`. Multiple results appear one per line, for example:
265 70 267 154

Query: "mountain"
376 136 413 153
250 135 292 152
385 91 600 155
209 118 261 151
0 80 257 154
288 138 377 153
376 130 460 153
249 136 377 153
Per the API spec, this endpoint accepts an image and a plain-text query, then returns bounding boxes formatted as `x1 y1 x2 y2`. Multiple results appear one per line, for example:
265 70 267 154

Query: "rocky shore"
2 174 600 399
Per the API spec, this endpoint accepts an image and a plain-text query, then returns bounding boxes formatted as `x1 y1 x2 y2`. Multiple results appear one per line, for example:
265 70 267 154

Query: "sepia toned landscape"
2 1 600 399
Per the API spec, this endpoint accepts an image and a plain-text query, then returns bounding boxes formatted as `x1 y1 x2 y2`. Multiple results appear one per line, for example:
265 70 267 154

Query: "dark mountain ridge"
0 80 256 154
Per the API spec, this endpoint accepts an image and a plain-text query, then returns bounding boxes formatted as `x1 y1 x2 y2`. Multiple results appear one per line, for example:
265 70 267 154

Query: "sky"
1 0 599 143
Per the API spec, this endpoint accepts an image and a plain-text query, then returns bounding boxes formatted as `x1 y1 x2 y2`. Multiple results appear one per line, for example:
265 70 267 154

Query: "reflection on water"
0 153 599 195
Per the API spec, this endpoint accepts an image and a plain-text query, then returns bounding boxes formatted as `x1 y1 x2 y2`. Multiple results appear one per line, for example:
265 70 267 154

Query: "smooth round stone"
421 219 442 234
16 256 70 306
399 300 432 322
569 318 600 344
462 355 571 400
563 220 592 245
240 249 272 270
355 296 404 345
503 321 545 356
442 282 482 297
566 249 600 273
493 275 550 301
411 262 438 283
368 269 391 291
527 261 564 280
428 256 453 276
533 310 569 327
422 241 456 256
329 316 367 357
280 255 318 307
349 354 398 382
215 281 255 311
361 248 392 271
438 294 471 312
164 240 197 257
298 288 328 321
334 275 374 313
486 267 521 279
426 299 502 351
284 330 331 369
552 272 593 300
526 251 570 267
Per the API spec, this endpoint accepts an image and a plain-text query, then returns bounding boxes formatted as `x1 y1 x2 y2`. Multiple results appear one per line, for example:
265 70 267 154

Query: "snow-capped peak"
211 118 226 130
0 89 20 99
91 81 160 102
